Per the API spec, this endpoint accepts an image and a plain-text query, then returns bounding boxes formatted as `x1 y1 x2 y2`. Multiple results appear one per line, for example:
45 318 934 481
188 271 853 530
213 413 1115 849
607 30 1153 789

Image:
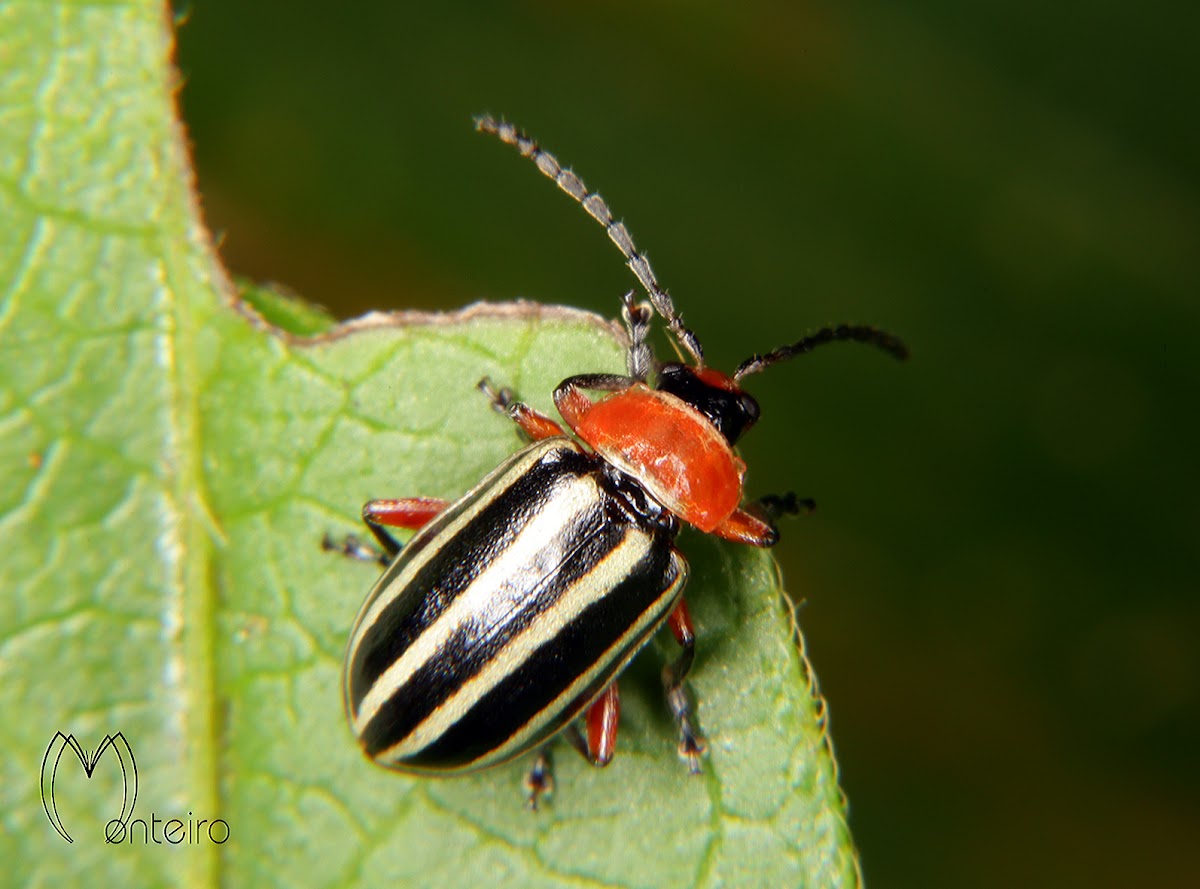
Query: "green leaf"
0 3 858 886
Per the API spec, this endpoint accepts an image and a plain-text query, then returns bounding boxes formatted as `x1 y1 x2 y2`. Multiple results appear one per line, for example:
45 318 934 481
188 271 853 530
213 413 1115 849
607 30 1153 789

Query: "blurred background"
175 2 1198 886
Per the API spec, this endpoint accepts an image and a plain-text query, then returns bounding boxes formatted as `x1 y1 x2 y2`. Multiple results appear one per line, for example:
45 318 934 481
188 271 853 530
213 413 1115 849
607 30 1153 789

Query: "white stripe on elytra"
353 470 601 735
379 528 653 762
470 549 686 769
345 441 558 677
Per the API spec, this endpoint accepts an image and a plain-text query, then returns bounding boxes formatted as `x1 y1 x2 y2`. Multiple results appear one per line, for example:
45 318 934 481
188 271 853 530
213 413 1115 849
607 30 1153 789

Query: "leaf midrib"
158 28 231 887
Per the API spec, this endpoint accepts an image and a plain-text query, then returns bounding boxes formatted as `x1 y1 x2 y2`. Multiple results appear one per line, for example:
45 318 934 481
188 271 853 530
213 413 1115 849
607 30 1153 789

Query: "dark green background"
175 2 1198 886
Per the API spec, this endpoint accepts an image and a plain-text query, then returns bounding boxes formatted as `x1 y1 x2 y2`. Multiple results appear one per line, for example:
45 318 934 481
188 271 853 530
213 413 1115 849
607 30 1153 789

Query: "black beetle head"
655 363 761 445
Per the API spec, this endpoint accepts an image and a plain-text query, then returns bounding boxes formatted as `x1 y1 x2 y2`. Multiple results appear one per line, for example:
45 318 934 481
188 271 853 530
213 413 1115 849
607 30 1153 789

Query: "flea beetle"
328 116 907 807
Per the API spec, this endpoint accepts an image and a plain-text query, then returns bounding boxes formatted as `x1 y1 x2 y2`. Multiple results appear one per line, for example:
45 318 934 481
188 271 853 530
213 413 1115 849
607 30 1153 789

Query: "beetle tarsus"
663 601 706 772
754 492 816 519
524 747 554 811
665 682 707 774
477 376 518 413
322 532 389 567
479 377 566 440
679 728 706 775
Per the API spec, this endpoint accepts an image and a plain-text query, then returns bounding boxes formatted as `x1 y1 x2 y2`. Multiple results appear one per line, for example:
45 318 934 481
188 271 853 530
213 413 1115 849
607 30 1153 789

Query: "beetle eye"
740 392 761 427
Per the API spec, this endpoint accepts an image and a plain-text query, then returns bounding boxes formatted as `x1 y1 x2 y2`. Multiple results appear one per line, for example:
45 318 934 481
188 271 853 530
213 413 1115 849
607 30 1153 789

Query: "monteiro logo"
40 731 138 843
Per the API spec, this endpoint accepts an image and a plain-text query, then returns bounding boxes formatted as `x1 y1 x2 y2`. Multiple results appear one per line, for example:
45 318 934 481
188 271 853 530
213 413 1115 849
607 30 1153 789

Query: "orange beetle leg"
553 382 593 432
710 508 780 548
363 497 449 530
478 376 566 440
508 403 566 441
323 497 450 566
586 683 621 766
564 682 621 767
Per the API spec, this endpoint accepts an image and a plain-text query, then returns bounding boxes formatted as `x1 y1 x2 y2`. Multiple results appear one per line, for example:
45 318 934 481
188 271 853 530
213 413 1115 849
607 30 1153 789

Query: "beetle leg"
325 497 450 565
363 497 449 555
556 373 641 393
552 382 593 431
586 683 621 766
562 683 621 767
523 746 554 811
711 508 781 547
508 403 566 441
663 600 705 774
752 492 816 519
552 374 639 432
478 377 566 440
321 532 389 567
711 494 813 550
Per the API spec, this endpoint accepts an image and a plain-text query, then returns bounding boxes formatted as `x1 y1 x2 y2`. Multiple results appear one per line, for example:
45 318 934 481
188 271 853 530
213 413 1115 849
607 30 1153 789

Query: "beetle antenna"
733 324 909 380
475 115 706 367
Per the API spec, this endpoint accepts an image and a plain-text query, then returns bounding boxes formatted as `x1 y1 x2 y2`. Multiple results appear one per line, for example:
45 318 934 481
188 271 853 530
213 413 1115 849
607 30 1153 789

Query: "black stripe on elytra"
401 532 683 770
359 507 624 758
347 442 598 711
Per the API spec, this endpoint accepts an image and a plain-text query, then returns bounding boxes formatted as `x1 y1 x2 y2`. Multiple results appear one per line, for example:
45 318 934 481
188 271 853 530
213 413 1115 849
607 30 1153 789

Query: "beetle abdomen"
343 438 687 773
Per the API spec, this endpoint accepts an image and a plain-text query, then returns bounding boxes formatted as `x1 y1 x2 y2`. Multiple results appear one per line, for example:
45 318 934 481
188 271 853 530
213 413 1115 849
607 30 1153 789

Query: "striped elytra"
343 438 688 773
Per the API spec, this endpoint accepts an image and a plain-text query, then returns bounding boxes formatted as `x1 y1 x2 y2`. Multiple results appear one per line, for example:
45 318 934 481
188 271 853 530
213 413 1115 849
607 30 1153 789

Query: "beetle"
326 116 907 807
